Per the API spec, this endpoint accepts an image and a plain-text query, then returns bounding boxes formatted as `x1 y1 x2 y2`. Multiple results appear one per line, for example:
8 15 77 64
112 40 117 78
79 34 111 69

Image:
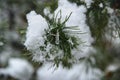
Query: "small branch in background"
7 7 15 30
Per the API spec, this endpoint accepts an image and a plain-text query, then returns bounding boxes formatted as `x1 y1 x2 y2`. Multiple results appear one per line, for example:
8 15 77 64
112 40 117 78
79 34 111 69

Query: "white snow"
24 11 48 50
99 3 103 8
37 63 102 80
0 46 20 65
0 41 4 46
0 58 34 80
105 9 120 46
105 62 120 73
24 0 94 62
43 7 53 19
24 0 103 80
36 0 102 80
43 7 51 16
54 0 94 60
24 11 49 61
106 7 114 14
82 0 93 8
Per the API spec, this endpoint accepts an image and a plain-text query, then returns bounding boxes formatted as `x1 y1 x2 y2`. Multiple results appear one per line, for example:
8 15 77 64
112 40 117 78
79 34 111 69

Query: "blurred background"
0 0 120 80
0 0 58 80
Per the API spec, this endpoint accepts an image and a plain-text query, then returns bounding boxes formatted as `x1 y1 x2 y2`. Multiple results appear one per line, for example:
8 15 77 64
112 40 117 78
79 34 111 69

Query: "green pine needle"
41 11 83 68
